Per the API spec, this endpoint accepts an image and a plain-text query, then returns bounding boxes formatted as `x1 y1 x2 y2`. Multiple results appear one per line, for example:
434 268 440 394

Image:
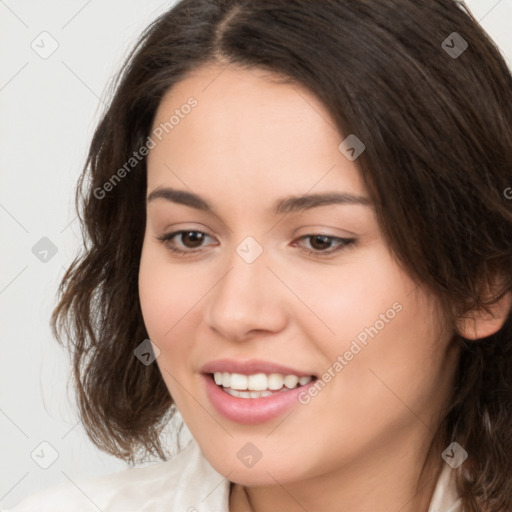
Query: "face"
138 63 459 486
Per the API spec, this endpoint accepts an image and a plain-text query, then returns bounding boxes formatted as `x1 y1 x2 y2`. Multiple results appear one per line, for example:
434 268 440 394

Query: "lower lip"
202 374 316 424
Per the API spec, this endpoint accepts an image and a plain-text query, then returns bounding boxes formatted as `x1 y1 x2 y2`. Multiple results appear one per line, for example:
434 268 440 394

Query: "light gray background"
1 0 511 508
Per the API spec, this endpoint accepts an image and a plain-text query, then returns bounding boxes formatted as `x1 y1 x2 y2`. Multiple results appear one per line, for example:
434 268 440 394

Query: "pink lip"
201 359 317 424
200 358 316 377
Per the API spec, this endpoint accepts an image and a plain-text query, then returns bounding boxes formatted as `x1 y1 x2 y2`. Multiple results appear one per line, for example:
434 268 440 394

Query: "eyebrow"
147 187 371 215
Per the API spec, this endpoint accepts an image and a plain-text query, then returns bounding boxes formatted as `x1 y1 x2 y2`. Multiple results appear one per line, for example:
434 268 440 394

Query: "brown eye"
179 231 206 248
309 235 334 251
156 230 216 255
294 234 356 257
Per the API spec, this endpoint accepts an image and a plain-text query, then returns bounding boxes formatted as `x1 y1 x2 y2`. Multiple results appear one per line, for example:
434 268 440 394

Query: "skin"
138 62 469 512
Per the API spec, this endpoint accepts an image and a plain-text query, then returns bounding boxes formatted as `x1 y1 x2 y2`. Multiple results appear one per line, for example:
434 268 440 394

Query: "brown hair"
51 0 512 509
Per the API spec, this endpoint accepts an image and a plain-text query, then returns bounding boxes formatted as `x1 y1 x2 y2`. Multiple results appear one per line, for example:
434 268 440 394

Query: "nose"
204 243 288 342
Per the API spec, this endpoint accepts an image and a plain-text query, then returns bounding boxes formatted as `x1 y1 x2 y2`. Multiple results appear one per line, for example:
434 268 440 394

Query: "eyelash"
155 230 356 258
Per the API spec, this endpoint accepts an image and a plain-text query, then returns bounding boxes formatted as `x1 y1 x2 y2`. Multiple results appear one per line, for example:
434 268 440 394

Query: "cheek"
138 244 206 340
296 249 411 353
138 246 205 406
303 249 448 411
321 282 449 430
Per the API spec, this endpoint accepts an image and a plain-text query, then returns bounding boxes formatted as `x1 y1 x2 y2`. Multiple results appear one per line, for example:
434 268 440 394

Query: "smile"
213 372 314 399
200 360 318 424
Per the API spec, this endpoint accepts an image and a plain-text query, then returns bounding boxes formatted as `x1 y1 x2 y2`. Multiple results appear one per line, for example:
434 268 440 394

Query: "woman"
5 0 512 510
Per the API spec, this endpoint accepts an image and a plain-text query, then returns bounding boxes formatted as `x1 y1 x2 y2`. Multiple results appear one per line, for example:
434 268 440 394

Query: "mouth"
209 371 317 399
202 366 318 425
200 361 319 424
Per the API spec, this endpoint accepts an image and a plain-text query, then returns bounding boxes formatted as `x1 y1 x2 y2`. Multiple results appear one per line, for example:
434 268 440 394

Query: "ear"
455 290 512 340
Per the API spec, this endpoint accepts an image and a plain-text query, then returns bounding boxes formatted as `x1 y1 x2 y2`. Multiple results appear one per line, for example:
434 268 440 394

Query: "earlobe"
456 291 512 340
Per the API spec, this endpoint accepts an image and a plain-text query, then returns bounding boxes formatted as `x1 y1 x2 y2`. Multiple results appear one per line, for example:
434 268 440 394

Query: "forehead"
150 62 339 146
147 63 367 212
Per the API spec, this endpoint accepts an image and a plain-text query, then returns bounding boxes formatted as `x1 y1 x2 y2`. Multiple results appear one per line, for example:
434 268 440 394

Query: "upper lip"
201 358 316 377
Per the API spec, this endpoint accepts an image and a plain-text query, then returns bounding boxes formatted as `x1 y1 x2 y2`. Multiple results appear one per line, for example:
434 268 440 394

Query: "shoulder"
3 439 230 512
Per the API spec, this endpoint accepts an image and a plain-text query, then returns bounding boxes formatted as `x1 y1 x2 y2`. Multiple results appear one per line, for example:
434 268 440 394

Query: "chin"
200 443 308 487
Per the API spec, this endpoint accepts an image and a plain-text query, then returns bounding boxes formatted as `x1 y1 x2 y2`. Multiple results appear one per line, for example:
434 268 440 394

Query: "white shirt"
2 438 463 511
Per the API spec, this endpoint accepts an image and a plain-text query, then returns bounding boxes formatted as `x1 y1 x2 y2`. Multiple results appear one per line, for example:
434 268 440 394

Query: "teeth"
248 373 268 390
225 388 273 399
213 372 313 391
230 373 248 390
284 375 299 389
268 373 284 390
